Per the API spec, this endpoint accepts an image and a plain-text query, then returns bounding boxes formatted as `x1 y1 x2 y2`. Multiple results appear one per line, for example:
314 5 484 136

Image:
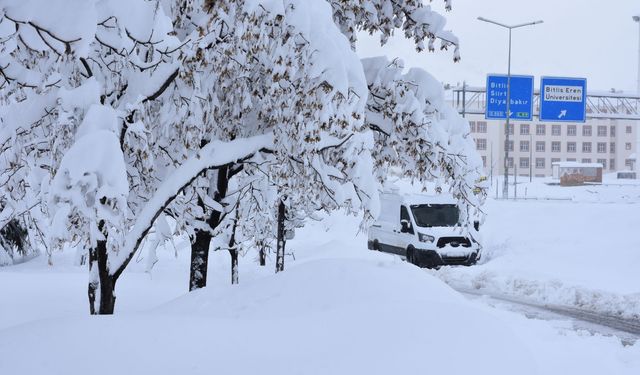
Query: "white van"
367 191 481 268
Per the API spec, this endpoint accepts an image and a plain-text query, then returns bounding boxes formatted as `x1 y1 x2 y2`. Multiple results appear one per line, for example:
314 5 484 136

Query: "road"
458 287 640 346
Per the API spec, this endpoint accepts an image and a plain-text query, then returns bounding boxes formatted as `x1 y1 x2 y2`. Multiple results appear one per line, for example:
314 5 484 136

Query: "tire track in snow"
457 287 640 346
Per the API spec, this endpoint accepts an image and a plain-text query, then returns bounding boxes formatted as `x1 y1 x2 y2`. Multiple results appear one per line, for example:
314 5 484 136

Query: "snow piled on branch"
49 127 128 249
362 56 485 222
330 0 460 60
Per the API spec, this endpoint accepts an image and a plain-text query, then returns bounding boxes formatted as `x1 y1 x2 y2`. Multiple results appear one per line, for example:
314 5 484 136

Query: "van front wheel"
406 247 419 267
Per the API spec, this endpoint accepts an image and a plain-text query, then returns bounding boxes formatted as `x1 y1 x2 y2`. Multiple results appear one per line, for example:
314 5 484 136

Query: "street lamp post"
633 15 640 173
478 17 543 198
633 16 640 94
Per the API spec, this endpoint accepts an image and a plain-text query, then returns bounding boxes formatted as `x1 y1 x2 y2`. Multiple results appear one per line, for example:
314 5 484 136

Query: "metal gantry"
452 85 640 121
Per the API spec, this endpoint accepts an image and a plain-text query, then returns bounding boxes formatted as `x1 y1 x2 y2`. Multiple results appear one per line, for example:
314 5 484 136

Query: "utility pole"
478 17 543 197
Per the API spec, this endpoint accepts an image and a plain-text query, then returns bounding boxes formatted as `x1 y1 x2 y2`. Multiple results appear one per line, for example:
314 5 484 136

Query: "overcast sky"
357 0 640 93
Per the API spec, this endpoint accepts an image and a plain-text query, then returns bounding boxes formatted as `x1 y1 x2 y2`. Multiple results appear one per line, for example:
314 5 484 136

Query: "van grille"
437 237 471 248
442 256 470 264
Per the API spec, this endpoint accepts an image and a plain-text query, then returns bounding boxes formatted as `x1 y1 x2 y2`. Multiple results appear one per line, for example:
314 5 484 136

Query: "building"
451 86 639 178
467 116 637 178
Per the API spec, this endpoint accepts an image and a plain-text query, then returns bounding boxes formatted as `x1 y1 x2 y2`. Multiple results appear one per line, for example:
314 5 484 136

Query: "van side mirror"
473 221 480 231
400 219 411 233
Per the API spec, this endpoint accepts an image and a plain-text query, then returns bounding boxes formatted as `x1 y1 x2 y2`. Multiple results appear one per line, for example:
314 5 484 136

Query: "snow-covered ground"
433 176 640 320
1 177 640 374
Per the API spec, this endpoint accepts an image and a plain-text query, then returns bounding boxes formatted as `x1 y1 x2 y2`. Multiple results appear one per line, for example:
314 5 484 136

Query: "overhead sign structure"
485 74 534 121
539 77 587 122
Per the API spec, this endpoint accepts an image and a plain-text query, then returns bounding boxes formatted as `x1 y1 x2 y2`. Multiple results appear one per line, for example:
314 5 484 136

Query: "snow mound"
159 257 465 318
0 256 536 375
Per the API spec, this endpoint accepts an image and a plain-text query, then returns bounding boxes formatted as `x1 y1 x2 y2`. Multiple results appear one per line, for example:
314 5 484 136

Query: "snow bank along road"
429 178 640 344
458 287 640 346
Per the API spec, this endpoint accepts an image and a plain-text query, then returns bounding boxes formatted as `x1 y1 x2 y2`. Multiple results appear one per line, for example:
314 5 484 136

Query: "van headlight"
418 233 435 243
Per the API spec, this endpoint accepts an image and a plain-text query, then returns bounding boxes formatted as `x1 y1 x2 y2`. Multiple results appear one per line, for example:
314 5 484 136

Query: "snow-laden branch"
110 133 274 278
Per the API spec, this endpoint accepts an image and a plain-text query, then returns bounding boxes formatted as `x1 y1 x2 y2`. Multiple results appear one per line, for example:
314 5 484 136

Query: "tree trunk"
189 230 211 291
189 165 231 291
258 241 267 267
229 249 238 284
228 215 239 285
275 200 286 273
88 221 117 315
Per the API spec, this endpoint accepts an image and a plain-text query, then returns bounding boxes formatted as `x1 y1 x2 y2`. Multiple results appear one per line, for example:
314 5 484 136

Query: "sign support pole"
504 28 512 199
478 16 542 196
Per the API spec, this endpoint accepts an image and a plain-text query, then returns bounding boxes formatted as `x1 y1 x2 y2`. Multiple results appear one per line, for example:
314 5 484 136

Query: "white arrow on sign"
558 110 567 119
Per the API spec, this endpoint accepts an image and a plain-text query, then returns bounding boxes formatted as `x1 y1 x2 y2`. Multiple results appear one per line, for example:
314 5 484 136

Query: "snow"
423 178 640 320
1 209 640 374
113 133 274 275
553 161 603 168
2 0 98 56
75 104 120 138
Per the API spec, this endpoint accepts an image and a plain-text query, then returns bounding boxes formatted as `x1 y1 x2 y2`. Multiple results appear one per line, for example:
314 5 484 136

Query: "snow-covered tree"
0 0 185 313
0 0 484 315
362 56 485 223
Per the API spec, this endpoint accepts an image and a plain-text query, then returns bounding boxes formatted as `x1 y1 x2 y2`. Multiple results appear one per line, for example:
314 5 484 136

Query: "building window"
519 157 529 169
567 158 576 162
597 142 606 153
507 157 514 168
597 159 607 169
477 121 487 133
551 141 561 152
626 143 632 150
582 142 592 153
626 126 632 134
626 159 634 167
476 138 487 151
567 142 576 153
610 126 616 137
519 140 529 152
482 156 487 167
551 158 561 164
610 142 616 153
582 158 592 163
597 126 607 137
536 124 545 135
582 126 592 136
520 124 530 135
567 125 576 136
504 140 513 151
536 141 545 152
535 158 545 169
610 159 616 170
504 124 514 135
551 125 561 136
469 121 476 133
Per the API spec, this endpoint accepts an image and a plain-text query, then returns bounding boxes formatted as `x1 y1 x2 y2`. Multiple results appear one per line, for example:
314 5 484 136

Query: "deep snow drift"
2 191 640 374
431 176 640 320
1 247 639 375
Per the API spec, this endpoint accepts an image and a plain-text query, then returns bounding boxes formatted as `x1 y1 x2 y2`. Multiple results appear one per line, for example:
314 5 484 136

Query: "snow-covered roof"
552 162 603 169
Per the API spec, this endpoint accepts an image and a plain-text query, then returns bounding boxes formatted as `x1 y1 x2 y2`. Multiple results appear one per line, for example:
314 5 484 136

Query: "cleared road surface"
458 287 640 346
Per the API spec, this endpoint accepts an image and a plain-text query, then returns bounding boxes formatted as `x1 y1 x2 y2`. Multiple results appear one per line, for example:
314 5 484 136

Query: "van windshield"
410 204 459 227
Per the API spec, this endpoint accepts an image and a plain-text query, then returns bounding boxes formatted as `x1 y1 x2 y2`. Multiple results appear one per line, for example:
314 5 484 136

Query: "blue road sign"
540 77 587 122
486 74 534 121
